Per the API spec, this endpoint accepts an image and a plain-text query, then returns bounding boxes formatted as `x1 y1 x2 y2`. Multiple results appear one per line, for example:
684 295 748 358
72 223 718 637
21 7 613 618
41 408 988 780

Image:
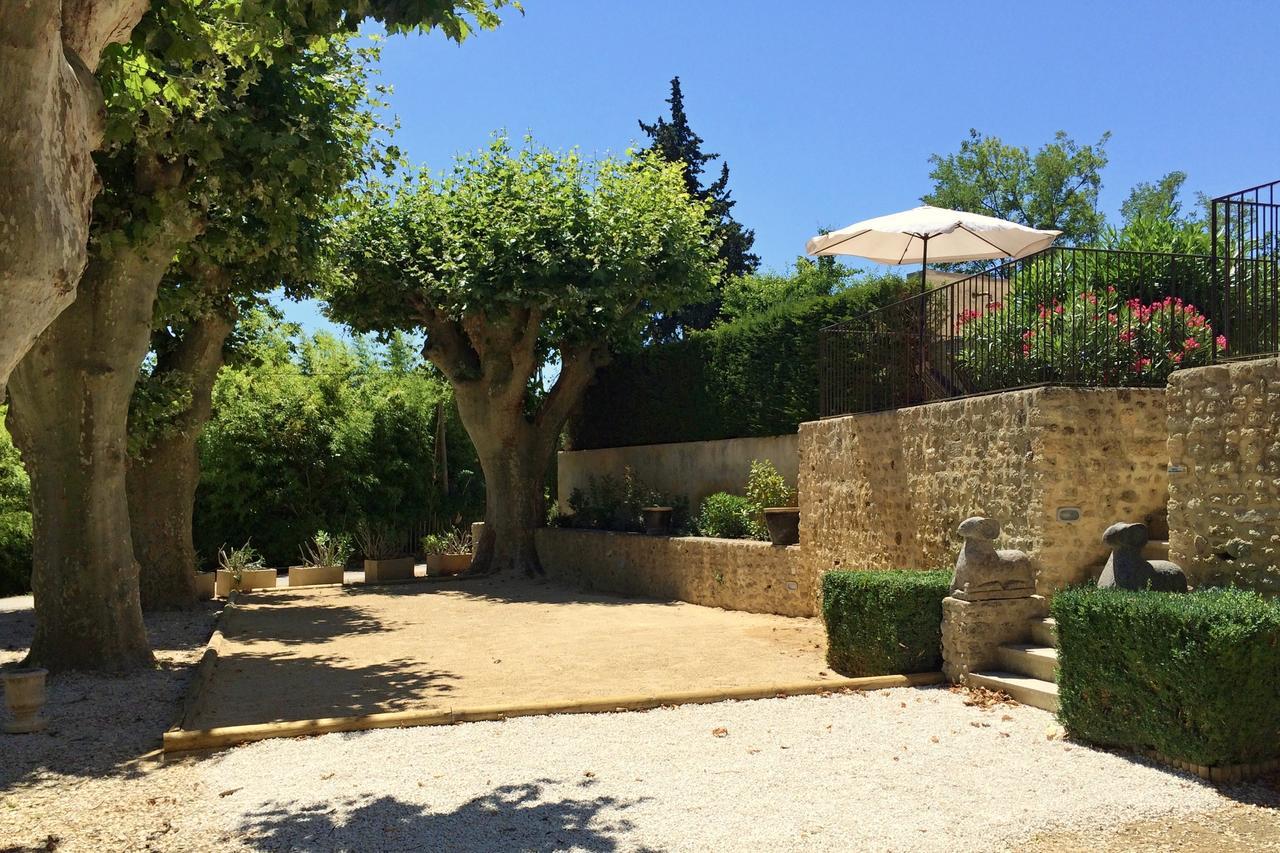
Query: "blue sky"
277 0 1280 336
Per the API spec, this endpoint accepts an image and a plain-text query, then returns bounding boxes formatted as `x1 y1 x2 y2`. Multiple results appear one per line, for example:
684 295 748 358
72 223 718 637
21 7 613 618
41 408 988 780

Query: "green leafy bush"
567 278 907 448
0 511 32 598
696 492 761 540
822 570 952 676
744 459 795 510
1053 587 1280 767
565 468 690 533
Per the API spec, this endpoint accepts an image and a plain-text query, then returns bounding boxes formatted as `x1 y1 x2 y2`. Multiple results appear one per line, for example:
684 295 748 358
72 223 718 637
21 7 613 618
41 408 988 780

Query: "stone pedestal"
942 594 1046 683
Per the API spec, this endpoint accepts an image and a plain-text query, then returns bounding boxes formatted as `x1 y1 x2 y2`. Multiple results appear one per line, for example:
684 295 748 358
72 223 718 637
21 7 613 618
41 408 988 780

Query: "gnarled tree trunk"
0 0 149 388
128 308 233 611
6 221 189 671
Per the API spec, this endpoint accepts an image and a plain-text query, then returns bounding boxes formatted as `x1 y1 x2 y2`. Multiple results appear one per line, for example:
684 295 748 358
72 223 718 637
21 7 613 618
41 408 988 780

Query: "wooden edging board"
163 671 945 754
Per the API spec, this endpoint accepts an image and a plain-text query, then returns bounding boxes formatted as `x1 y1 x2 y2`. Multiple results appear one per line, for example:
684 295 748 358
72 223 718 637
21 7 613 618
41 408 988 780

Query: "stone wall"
1167 356 1280 593
798 387 1169 594
556 433 798 513
535 529 814 617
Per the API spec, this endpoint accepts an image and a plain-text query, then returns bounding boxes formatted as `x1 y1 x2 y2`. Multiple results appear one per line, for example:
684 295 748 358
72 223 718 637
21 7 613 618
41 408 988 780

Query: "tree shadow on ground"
223 595 392 647
182 653 459 730
235 779 657 852
370 575 682 610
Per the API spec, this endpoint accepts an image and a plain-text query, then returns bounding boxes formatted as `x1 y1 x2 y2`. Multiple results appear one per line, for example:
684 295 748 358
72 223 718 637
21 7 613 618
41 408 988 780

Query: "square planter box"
426 553 472 577
195 572 215 601
215 567 278 597
288 565 344 587
364 557 415 583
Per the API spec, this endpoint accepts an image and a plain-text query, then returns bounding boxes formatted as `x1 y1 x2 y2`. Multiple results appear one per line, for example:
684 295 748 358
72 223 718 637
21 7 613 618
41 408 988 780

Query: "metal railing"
819 245 1257 417
1213 179 1280 360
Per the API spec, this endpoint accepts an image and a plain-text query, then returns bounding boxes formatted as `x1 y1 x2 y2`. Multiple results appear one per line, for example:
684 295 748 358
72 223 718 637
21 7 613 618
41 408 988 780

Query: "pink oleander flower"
1171 352 1183 364
1119 330 1136 343
1132 357 1153 373
1216 335 1228 351
1184 337 1200 350
1107 313 1118 325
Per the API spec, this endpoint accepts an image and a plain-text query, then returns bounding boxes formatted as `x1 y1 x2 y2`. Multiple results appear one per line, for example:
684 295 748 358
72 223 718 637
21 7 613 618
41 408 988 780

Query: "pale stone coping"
546 528 800 550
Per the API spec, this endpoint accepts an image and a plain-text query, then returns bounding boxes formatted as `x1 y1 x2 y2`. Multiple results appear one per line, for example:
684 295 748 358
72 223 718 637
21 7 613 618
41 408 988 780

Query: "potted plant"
641 506 673 535
355 521 415 583
215 542 277 597
422 530 473 576
289 530 352 587
746 459 800 547
2 667 49 733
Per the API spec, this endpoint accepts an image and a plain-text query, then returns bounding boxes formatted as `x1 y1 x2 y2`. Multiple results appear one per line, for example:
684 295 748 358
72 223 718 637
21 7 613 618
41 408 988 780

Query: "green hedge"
567 279 906 449
822 570 951 677
1053 587 1280 767
0 511 32 597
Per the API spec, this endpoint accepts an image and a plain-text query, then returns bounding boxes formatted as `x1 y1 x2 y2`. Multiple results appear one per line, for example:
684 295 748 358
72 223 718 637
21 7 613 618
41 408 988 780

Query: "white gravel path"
0 593 1264 853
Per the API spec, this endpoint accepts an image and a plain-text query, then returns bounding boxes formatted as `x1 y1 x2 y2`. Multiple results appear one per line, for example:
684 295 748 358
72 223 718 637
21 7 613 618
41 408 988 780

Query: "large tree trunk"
0 0 149 388
5 233 181 671
128 310 233 610
461 412 552 577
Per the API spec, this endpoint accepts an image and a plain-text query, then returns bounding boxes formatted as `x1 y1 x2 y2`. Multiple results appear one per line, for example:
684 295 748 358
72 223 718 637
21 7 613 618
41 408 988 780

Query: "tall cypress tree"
640 76 758 338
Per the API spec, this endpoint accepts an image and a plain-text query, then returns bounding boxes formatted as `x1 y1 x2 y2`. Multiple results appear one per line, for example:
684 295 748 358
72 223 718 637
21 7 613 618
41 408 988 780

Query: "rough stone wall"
1167 357 1280 593
535 529 815 617
556 434 798 514
798 387 1169 595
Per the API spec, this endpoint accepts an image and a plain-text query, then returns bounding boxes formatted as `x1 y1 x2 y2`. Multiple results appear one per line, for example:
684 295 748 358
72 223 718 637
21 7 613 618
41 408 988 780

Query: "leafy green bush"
565 468 690 533
1053 587 1280 767
822 570 952 677
0 511 32 597
567 278 907 448
744 459 795 509
696 492 761 540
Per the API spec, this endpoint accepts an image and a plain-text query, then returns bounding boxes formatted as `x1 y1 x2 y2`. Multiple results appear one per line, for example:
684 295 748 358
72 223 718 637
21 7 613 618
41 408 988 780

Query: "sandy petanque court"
171 577 933 749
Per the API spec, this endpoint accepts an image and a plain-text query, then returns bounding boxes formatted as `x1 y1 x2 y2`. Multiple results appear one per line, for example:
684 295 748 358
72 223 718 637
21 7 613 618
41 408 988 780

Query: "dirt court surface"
183 577 837 731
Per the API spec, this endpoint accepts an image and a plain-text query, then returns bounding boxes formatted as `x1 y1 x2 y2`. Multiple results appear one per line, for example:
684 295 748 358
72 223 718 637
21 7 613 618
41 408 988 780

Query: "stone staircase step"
1028 617 1057 647
968 670 1060 713
1143 539 1170 561
997 643 1058 682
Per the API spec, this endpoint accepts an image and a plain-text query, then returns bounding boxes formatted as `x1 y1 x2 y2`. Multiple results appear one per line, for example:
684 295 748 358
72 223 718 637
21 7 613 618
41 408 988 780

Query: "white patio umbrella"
806 205 1061 289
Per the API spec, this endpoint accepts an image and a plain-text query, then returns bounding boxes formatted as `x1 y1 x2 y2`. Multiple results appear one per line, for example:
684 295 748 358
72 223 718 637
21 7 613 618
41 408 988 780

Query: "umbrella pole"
917 235 929 403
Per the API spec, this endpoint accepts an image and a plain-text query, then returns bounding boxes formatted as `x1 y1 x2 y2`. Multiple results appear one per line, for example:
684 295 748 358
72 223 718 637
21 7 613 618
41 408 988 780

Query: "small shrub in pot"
356 521 415 583
289 530 352 587
745 459 799 545
215 541 277 596
422 529 473 576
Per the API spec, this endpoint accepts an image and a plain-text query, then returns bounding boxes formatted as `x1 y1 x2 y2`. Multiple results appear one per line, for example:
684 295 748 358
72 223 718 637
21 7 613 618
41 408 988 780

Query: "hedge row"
821 570 952 677
567 279 907 449
1053 587 1280 767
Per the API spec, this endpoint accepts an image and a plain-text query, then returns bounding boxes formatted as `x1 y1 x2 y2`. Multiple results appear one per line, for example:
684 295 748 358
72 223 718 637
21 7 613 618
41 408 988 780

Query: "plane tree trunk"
0 0 149 388
128 304 234 611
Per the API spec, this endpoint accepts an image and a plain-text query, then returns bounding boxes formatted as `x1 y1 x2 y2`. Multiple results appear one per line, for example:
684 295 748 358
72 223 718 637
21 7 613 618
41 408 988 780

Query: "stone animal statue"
1096 522 1187 592
951 517 1035 601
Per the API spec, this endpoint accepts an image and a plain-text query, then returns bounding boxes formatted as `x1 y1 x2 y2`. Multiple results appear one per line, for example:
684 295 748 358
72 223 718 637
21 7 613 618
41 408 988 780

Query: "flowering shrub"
956 287 1226 388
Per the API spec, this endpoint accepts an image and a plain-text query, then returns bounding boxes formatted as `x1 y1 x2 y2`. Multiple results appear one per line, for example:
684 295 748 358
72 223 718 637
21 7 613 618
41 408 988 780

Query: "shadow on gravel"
236 780 657 852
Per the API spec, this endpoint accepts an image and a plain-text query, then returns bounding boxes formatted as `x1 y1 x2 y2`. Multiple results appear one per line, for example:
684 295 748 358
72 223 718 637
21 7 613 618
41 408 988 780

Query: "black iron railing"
819 245 1262 417
1213 179 1280 360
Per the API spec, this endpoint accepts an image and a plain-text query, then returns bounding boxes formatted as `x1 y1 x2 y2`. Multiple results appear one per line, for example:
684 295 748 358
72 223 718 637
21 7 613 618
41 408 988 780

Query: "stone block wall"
798 387 1169 594
535 529 814 617
1167 356 1280 593
556 433 797 514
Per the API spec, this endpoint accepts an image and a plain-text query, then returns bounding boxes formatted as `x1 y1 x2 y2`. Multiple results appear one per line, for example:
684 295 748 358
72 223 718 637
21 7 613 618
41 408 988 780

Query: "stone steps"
967 670 1060 713
997 643 1058 682
1028 617 1057 647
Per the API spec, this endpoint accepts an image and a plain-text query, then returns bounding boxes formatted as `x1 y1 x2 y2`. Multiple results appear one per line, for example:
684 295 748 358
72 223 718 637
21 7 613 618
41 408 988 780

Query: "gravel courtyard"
2 593 1277 852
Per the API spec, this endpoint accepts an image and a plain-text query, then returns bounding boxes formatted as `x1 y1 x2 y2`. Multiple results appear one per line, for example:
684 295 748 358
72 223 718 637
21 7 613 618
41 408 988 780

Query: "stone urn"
2 667 49 734
763 507 800 546
641 506 673 536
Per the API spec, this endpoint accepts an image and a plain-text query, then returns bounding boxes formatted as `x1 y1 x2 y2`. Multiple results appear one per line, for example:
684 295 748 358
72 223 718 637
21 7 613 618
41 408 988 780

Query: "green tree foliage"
0 409 31 596
718 259 899 325
924 129 1111 245
640 76 758 337
326 136 719 574
1120 170 1190 226
196 312 481 566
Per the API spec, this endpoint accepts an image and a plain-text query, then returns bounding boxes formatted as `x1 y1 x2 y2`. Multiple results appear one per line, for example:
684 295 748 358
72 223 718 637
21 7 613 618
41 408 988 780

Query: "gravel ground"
1 594 1276 852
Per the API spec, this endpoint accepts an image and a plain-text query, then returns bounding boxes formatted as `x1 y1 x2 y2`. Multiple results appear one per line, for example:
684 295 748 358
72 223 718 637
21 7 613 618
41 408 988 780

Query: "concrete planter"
763 507 800 546
641 506 673 536
471 521 486 545
364 557 415 583
426 553 472 576
288 565 344 587
2 667 48 733
215 567 278 597
194 572 216 601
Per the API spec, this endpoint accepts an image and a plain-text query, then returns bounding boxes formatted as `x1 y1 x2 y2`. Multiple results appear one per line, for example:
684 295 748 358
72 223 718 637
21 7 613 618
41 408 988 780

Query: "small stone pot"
641 506 673 536
763 507 800 546
3 667 49 734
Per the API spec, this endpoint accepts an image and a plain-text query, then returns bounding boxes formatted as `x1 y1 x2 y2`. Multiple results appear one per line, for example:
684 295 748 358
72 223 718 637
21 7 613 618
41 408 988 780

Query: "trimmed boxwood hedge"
1053 587 1280 767
566 278 907 449
822 570 951 677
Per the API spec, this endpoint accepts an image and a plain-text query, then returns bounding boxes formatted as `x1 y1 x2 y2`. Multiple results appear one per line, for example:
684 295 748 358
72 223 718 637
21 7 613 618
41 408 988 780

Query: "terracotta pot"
641 506 673 536
3 668 48 734
763 507 800 546
288 565 344 587
194 572 215 601
364 557 415 583
215 567 279 597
